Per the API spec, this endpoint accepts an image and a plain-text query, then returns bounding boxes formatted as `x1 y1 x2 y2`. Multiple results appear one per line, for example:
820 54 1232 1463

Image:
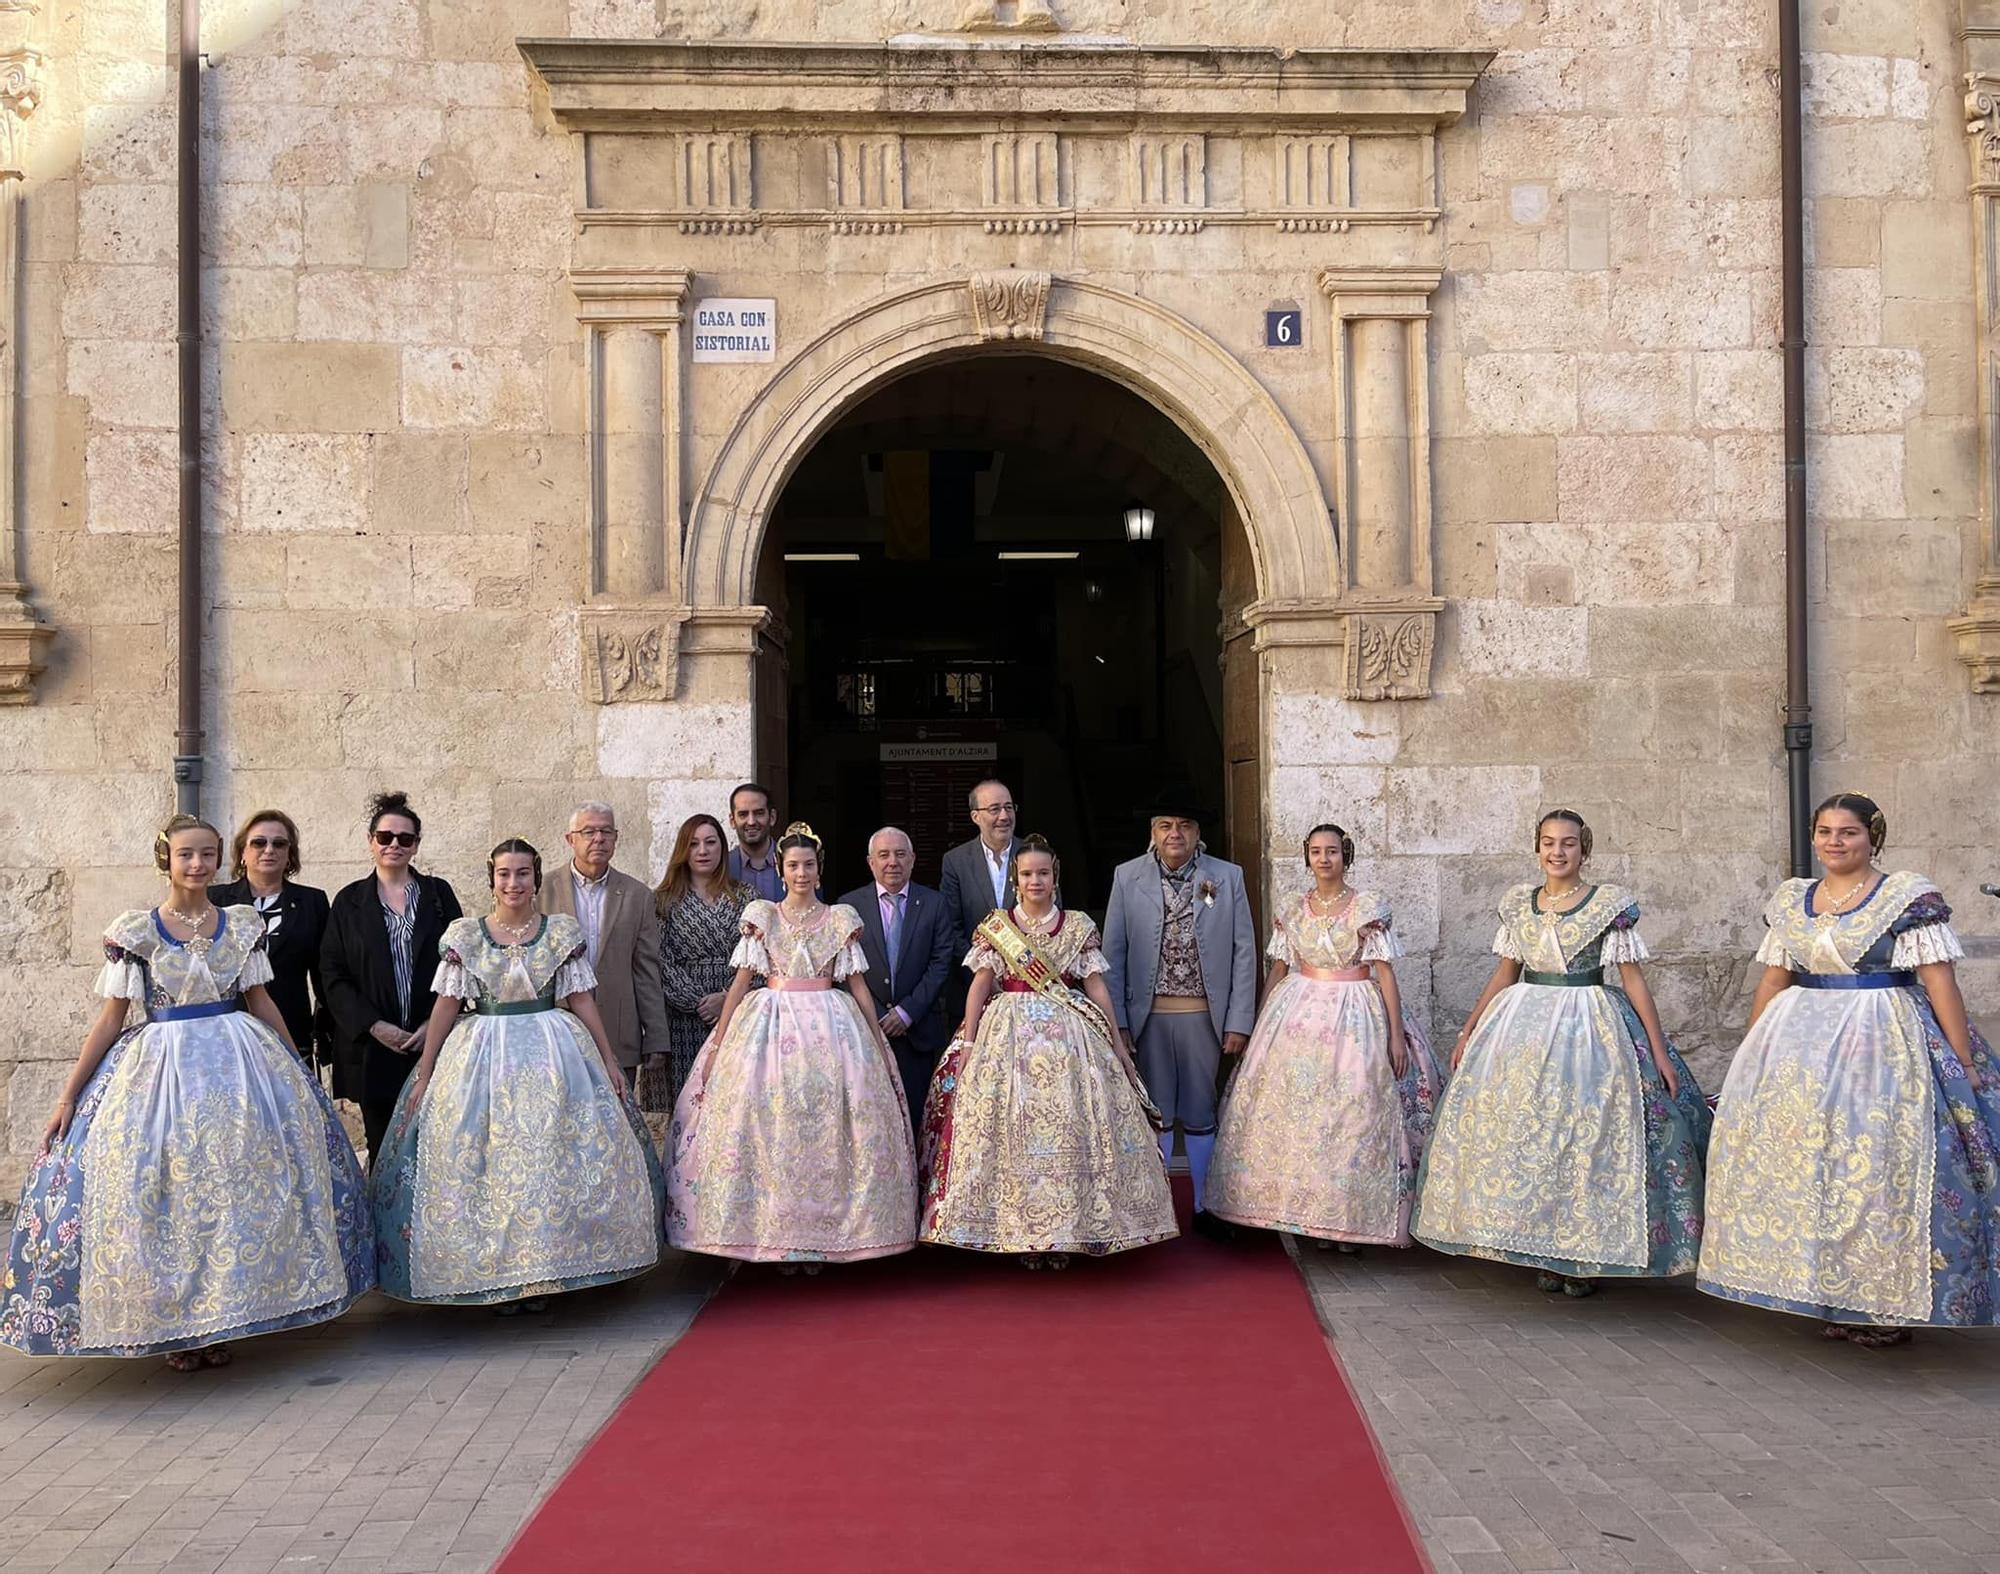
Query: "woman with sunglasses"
210 810 333 1083
321 792 463 1165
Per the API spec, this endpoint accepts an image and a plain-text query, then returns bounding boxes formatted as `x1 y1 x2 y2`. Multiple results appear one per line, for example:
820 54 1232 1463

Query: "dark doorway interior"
758 356 1238 916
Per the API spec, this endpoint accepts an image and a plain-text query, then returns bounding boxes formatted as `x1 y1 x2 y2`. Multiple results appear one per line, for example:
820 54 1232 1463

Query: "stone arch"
684 276 1335 610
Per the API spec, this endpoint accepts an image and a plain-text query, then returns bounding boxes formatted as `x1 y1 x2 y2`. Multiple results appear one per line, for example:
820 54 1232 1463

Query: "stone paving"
0 1254 718 1574
1297 1241 2000 1574
6 1236 2000 1573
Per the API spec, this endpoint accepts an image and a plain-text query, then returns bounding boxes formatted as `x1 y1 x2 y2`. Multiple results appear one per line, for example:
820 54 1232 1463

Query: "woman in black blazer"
320 791 462 1164
210 808 332 1075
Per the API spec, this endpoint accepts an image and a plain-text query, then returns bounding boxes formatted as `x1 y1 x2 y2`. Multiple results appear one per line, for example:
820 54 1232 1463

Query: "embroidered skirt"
1414 982 1709 1277
1699 988 2000 1326
920 991 1176 1256
667 989 917 1262
371 1008 664 1305
1206 973 1444 1245
2 1016 373 1356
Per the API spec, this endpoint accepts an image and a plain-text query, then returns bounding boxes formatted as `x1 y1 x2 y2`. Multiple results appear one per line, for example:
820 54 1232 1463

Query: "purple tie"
882 890 904 973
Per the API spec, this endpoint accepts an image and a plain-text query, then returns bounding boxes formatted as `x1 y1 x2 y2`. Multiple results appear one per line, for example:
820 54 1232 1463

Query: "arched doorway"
758 356 1248 911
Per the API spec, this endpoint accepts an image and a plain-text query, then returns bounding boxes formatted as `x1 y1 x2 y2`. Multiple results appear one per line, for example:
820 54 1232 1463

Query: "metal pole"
1778 0 1812 876
174 0 203 813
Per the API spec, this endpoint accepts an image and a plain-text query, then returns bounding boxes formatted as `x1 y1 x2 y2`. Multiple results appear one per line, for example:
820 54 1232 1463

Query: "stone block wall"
0 0 1995 1193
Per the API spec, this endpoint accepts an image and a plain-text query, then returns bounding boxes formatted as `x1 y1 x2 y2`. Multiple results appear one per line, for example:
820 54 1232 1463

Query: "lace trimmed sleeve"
236 934 276 991
1265 911 1295 966
1884 888 1958 974
553 946 599 999
1357 919 1403 964
1596 905 1650 966
963 936 1005 976
431 949 474 999
1071 915 1109 978
731 902 775 974
94 940 147 1002
1492 922 1528 963
1753 928 1792 968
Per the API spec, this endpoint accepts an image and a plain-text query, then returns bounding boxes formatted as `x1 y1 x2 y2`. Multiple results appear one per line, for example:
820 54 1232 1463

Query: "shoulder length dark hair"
654 813 748 915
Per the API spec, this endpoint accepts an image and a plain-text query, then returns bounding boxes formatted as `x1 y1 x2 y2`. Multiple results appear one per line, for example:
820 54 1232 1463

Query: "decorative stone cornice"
518 39 1492 133
570 265 691 329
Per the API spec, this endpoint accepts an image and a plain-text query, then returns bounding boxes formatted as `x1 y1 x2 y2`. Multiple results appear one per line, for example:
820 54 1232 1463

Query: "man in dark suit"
938 778 1021 1028
840 826 955 1140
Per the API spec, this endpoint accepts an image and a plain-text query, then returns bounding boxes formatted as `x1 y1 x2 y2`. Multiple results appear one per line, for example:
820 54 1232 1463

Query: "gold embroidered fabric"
1266 890 1400 969
1701 876 1940 1319
81 911 346 1348
1756 871 1938 976
734 900 870 982
925 911 1175 1254
1494 882 1636 971
409 917 658 1298
669 902 916 1262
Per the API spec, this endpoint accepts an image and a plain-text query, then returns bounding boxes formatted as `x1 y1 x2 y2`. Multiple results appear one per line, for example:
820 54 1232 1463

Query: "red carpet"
501 1185 1425 1573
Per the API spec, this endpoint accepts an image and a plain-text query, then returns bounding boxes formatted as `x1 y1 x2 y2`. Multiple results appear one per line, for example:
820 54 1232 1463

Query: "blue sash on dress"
1795 972 1915 991
151 997 242 1022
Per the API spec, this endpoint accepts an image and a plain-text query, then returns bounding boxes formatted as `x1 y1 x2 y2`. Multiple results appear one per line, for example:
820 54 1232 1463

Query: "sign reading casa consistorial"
520 34 1490 726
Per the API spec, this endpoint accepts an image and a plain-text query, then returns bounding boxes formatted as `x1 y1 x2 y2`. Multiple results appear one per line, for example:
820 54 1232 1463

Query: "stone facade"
0 0 1996 1191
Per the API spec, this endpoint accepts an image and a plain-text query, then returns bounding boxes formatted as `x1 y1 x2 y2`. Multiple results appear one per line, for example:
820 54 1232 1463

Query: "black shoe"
1192 1210 1234 1242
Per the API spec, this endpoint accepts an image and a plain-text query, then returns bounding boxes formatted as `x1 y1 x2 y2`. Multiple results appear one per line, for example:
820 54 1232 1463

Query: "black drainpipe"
1779 0 1812 876
174 0 202 813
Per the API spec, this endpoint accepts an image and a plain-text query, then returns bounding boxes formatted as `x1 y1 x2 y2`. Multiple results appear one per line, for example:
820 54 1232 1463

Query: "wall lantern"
1122 504 1156 543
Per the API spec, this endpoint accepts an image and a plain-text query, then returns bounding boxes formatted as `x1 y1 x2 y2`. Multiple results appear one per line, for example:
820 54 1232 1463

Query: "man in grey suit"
938 778 1021 1026
838 826 956 1141
1101 787 1257 1236
540 802 670 1090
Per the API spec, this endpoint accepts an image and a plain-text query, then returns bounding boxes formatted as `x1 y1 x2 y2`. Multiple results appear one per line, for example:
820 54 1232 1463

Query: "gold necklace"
490 912 538 946
1541 881 1584 909
1815 874 1874 923
1306 886 1351 916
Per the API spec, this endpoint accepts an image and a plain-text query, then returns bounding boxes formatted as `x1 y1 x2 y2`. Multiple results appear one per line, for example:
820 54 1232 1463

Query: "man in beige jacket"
541 802 670 1091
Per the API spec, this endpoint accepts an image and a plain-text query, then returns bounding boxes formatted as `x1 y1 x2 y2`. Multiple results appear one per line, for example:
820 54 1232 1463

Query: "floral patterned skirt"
1206 975 1444 1245
919 993 1176 1256
371 1010 664 1305
2 1018 373 1357
1699 989 2000 1327
1414 983 1709 1277
667 991 917 1263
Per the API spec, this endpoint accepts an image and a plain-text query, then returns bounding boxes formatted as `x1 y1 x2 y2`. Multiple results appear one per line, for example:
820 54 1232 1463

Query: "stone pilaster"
1317 266 1445 700
0 2 47 704
572 267 692 702
1956 17 2000 689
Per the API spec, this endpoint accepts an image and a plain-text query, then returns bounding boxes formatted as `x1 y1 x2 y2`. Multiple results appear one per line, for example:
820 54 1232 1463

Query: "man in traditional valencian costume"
1101 788 1258 1236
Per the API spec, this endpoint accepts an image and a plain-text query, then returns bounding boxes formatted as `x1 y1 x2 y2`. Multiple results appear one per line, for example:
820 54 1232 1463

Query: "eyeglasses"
372 830 419 848
571 827 619 841
973 803 1017 816
246 836 291 850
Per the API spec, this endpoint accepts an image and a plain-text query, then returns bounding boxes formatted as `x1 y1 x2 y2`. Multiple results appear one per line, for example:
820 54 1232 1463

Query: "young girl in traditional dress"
668 824 917 1268
1699 792 2000 1347
921 835 1175 1268
371 839 664 1311
1206 824 1444 1252
1 816 372 1368
1414 810 1710 1295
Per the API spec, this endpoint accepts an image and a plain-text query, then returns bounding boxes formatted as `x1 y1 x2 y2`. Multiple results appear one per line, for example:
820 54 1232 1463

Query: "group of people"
1 778 1994 1370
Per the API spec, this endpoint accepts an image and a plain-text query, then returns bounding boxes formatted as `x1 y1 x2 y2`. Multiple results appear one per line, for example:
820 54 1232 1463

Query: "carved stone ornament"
968 271 1051 342
1948 590 2000 692
0 581 51 704
1969 72 2000 186
581 608 682 704
1342 608 1438 701
955 0 1060 31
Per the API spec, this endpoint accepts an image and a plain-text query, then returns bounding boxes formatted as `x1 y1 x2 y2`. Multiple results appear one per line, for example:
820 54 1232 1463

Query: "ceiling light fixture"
782 551 862 562
1123 504 1156 543
996 550 1080 560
